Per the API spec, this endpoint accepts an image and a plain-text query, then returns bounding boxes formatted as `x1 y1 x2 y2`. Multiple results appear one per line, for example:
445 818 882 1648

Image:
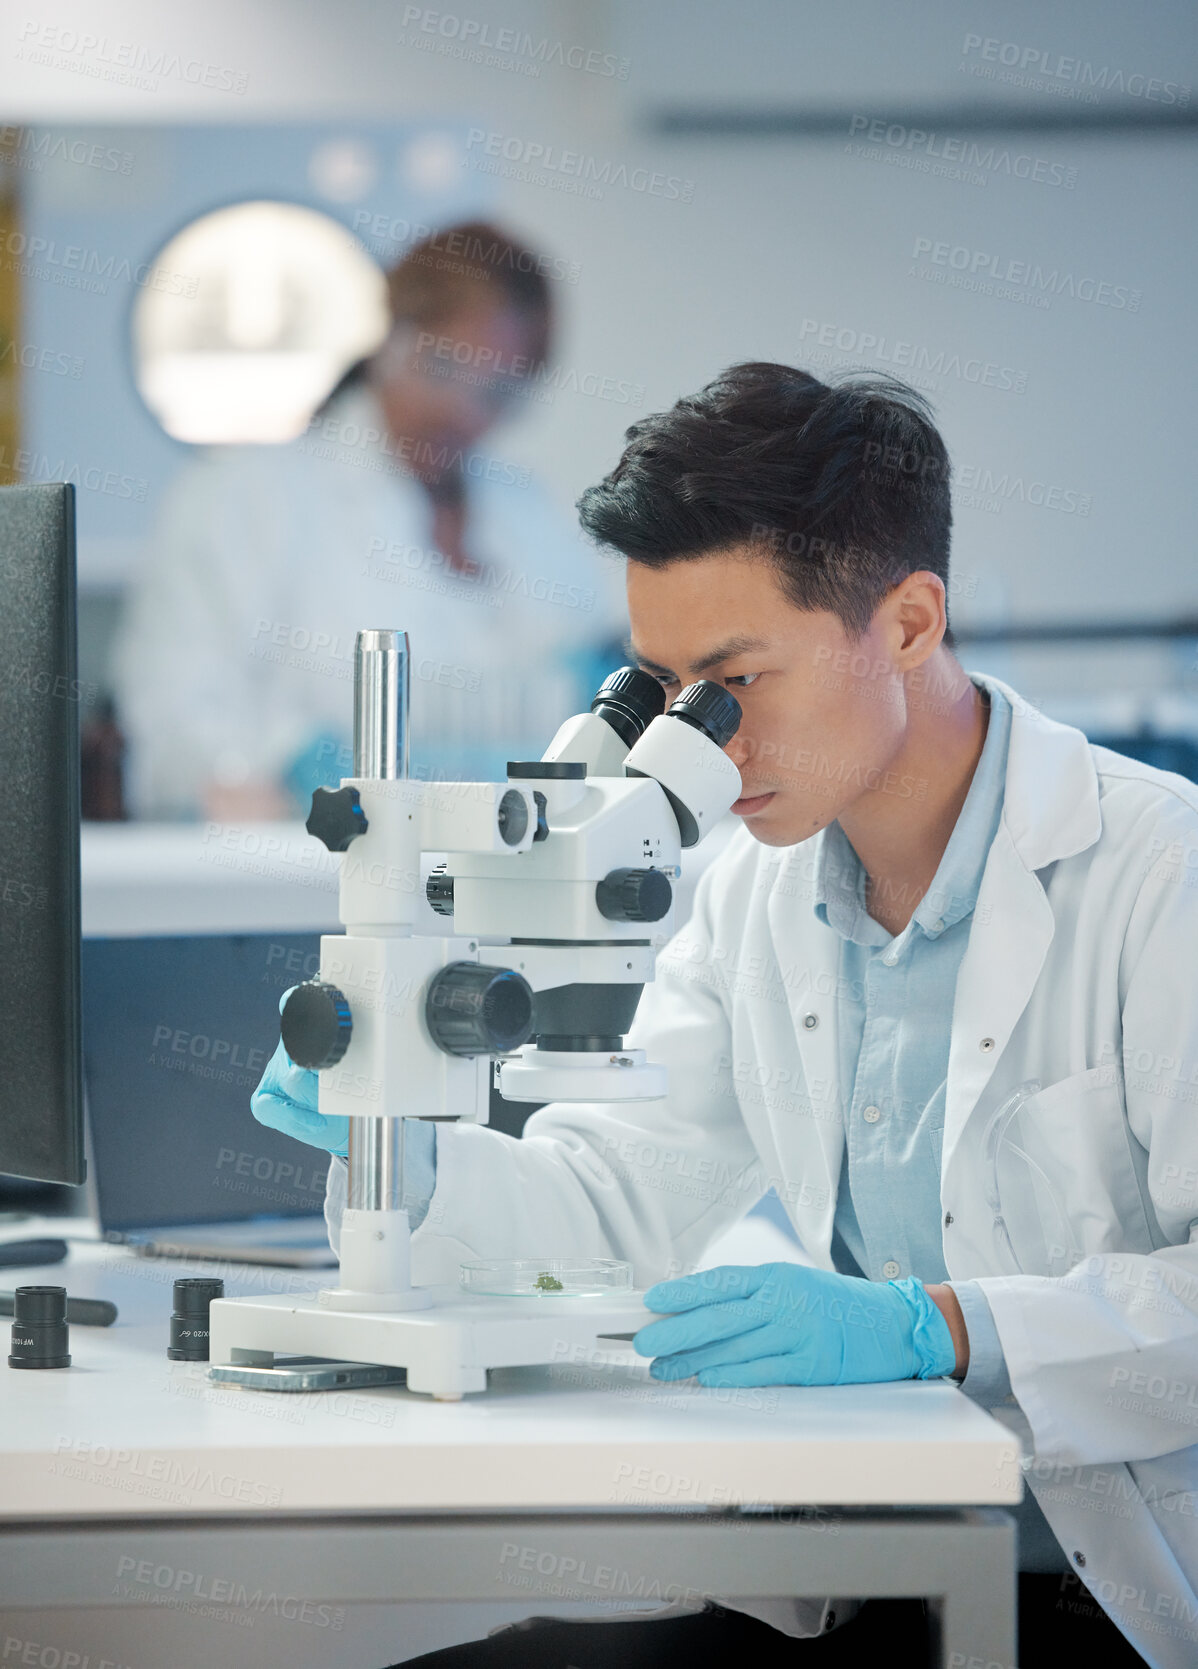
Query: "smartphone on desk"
209 1357 406 1392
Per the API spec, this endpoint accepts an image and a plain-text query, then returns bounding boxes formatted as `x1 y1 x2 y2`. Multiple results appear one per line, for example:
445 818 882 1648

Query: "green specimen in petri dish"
459 1259 633 1297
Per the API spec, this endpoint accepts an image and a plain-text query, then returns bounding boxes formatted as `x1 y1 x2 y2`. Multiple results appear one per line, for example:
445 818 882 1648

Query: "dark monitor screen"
0 483 84 1185
82 932 327 1231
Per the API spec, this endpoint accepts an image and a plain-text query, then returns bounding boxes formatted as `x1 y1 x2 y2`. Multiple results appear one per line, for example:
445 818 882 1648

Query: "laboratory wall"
3 0 1196 758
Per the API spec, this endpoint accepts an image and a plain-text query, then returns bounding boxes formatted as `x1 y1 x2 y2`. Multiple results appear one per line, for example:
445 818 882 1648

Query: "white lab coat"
112 385 624 817
335 674 1196 1662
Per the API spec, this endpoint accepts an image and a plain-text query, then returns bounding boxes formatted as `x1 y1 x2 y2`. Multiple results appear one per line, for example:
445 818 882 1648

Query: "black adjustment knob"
590 666 666 748
425 962 535 1058
426 865 455 916
168 1277 224 1362
532 789 549 842
280 981 353 1070
595 867 673 923
306 785 368 852
9 1286 70 1370
670 681 742 748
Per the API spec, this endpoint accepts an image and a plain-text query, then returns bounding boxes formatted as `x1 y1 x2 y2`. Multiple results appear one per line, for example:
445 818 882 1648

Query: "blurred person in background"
112 221 624 820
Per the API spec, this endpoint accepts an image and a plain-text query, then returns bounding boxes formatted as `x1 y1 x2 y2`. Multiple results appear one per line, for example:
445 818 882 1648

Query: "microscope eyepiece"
168 1277 224 1362
589 666 666 750
8 1285 70 1370
668 681 741 749
622 678 744 847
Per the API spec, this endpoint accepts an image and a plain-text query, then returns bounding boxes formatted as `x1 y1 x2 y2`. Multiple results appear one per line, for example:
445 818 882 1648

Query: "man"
254 364 1196 1667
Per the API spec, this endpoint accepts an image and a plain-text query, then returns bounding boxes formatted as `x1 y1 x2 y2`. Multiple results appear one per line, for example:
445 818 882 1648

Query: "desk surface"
0 1240 1021 1520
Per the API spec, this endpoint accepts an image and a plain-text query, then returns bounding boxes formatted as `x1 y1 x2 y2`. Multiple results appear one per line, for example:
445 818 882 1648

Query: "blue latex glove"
634 1263 957 1388
250 990 349 1157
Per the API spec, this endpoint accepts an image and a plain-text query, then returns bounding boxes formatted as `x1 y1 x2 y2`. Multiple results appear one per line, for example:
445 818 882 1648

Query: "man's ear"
889 571 947 669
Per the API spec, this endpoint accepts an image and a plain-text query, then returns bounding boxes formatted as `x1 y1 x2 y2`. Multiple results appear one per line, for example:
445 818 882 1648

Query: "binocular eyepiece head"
591 666 741 751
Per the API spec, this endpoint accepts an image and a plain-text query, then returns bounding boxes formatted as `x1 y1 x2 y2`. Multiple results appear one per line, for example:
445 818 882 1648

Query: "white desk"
0 1239 1020 1669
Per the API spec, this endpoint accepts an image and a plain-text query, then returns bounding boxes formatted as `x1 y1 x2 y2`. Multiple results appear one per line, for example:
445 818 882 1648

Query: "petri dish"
459 1259 634 1298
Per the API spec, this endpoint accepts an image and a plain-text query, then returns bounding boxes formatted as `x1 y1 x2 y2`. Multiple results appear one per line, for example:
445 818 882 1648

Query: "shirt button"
882 1260 901 1279
862 1105 882 1123
802 1013 819 1030
944 1212 954 1227
979 1037 995 1052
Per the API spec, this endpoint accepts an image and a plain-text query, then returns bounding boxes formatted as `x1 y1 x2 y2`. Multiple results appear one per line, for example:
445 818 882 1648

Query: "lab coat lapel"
766 840 843 1261
942 677 1102 1171
943 826 1055 1172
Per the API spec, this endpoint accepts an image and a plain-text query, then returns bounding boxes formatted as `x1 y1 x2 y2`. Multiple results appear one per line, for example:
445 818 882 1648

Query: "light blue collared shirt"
816 684 1011 1291
811 681 1066 1572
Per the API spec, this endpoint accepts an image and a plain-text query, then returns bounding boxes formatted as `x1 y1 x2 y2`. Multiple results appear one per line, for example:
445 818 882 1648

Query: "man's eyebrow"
625 634 770 679
623 640 673 678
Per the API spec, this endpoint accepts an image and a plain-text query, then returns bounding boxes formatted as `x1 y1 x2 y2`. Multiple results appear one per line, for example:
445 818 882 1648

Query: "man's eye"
726 673 760 689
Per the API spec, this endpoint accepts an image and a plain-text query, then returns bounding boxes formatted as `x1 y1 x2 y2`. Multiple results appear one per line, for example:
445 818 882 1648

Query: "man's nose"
725 733 754 770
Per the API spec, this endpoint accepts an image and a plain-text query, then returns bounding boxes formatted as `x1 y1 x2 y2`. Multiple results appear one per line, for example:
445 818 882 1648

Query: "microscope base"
208 1288 651 1400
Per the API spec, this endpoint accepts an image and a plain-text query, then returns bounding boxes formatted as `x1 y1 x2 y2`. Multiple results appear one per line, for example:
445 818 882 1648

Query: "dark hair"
577 363 953 640
386 219 553 368
320 220 554 414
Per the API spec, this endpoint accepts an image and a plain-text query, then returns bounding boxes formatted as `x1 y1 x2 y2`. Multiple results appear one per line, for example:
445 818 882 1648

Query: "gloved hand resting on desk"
633 1263 957 1388
250 991 349 1157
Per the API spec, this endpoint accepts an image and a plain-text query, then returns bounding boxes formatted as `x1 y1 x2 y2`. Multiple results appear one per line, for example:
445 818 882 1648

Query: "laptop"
81 932 339 1267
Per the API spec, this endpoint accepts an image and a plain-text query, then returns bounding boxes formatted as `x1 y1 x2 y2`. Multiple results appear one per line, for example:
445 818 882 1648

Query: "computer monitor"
82 932 328 1235
0 483 85 1184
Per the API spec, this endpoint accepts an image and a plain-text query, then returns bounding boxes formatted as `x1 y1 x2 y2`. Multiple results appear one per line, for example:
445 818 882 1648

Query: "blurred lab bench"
82 821 343 938
81 814 740 938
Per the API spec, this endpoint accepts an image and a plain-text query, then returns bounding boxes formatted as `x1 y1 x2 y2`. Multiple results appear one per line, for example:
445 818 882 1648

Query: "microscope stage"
208 1286 652 1399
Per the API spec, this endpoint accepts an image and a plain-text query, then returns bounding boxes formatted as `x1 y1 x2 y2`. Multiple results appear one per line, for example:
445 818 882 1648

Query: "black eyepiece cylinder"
590 666 666 749
669 681 741 748
168 1277 225 1362
8 1285 70 1370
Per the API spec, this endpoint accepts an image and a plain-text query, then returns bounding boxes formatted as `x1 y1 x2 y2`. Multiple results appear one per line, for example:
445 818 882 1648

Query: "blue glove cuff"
888 1277 958 1379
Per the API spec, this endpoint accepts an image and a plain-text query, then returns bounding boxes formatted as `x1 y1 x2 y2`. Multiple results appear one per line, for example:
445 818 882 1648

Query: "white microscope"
208 629 742 1398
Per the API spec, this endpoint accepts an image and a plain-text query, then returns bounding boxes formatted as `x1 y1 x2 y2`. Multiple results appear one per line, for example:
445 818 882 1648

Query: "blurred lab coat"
113 384 625 817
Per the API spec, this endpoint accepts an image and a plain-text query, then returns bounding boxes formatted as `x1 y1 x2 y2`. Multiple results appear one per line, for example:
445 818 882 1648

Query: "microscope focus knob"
595 867 673 923
426 865 455 916
306 785 368 852
425 962 535 1058
280 981 353 1070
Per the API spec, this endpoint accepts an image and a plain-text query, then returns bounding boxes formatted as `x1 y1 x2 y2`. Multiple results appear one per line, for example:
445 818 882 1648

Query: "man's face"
626 548 920 848
374 305 537 476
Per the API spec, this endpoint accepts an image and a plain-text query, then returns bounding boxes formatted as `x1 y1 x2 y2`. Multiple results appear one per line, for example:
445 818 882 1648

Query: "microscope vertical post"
353 627 409 781
346 630 408 1218
314 626 435 1313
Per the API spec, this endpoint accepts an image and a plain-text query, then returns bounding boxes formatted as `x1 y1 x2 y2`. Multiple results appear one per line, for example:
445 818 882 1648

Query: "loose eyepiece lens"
168 1277 225 1362
8 1285 70 1370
